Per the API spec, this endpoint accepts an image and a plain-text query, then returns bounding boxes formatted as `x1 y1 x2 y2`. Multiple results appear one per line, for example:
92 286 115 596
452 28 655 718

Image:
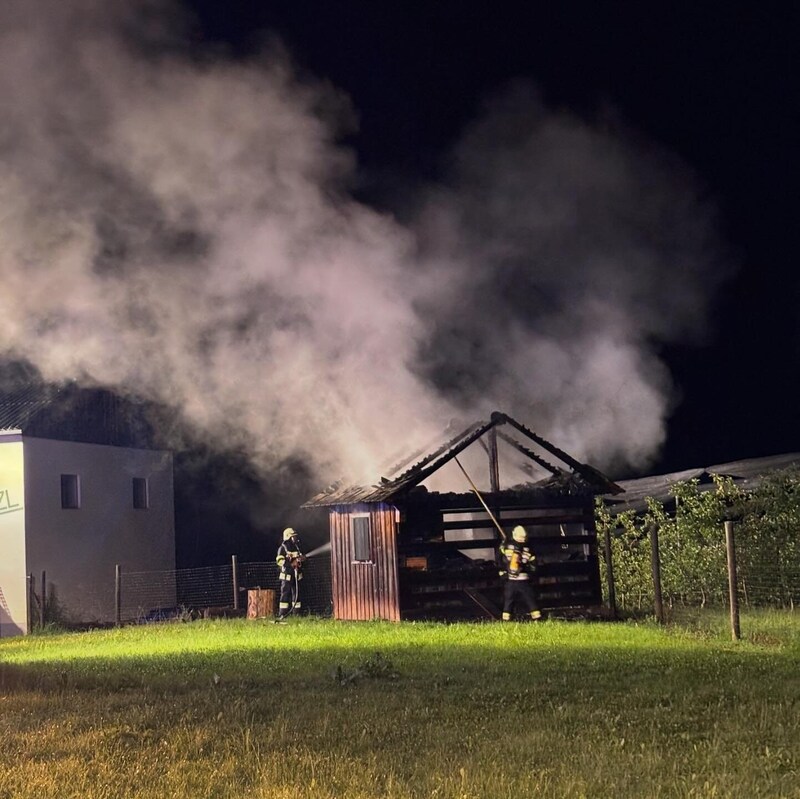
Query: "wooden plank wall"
330 503 400 621
526 506 602 607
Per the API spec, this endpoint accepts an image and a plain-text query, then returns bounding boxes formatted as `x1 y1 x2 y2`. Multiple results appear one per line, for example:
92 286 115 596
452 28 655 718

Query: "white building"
0 384 175 636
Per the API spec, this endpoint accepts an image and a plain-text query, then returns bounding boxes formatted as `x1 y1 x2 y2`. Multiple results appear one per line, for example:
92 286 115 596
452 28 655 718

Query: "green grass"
1 615 799 798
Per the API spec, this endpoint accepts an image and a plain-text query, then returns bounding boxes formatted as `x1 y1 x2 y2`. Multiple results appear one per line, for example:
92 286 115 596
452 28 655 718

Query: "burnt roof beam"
383 421 486 482
499 413 623 494
388 418 499 493
379 419 468 479
495 429 563 476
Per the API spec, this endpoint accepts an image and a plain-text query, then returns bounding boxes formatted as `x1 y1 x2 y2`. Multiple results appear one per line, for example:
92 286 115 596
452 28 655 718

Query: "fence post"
650 523 665 624
232 555 240 610
724 520 741 641
40 570 46 628
115 564 122 626
603 526 617 618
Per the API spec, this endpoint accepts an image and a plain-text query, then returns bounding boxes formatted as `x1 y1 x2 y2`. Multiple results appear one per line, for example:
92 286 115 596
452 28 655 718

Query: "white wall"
0 436 28 637
23 438 176 624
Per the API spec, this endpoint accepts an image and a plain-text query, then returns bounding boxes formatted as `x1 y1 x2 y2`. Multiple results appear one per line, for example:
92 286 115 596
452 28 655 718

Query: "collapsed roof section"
303 410 623 507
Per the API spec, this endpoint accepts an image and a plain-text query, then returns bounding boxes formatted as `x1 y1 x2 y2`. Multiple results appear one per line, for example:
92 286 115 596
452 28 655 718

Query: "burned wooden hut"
303 411 623 621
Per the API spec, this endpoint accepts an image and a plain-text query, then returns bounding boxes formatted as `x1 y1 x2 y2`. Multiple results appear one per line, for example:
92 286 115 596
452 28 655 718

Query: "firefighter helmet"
282 527 297 541
512 525 527 543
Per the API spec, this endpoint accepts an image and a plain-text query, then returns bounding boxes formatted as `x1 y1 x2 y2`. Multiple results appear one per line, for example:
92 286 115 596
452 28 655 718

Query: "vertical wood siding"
330 503 399 621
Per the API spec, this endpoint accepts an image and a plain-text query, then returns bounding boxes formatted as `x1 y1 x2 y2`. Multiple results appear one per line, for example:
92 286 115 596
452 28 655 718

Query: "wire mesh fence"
601 520 800 631
27 517 797 633
736 546 800 609
116 523 799 629
118 554 333 623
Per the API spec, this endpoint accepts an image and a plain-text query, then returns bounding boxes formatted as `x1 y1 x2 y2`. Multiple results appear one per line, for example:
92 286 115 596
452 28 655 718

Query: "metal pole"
725 521 741 641
232 554 239 610
40 570 46 628
453 456 506 541
115 564 122 627
27 573 33 633
650 523 664 624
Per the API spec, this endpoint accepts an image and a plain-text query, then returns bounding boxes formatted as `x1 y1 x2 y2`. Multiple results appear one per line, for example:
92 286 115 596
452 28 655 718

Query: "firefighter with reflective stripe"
276 527 305 620
498 525 542 621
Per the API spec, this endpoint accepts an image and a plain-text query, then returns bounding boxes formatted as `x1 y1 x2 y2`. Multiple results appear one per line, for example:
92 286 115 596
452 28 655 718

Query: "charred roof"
303 410 622 508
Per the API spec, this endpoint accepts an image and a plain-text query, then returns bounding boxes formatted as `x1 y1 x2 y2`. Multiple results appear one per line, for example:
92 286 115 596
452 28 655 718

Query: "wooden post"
488 428 500 494
231 555 240 610
40 570 46 628
650 523 664 624
725 521 741 641
114 564 122 626
604 526 617 618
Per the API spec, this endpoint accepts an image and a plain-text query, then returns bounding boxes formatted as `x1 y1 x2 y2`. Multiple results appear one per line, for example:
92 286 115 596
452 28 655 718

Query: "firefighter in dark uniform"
276 527 305 620
498 525 542 621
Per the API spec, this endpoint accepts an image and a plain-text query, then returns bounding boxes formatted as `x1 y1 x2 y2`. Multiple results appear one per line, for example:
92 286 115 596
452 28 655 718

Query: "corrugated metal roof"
606 452 800 514
706 452 800 479
303 411 621 508
0 384 61 431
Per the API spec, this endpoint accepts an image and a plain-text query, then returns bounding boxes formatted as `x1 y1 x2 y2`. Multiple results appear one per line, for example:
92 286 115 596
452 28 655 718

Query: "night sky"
184 0 798 476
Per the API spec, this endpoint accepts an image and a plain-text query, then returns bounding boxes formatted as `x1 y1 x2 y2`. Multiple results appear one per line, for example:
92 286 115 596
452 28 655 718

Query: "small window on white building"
352 515 372 562
132 477 149 510
61 474 80 509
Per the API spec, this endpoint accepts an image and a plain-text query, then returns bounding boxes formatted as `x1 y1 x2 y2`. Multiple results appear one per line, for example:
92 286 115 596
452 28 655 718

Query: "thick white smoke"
413 85 727 473
0 2 727 485
0 0 450 482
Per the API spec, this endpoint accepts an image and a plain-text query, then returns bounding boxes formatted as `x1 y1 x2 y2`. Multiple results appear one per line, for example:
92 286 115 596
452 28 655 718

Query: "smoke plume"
413 85 727 473
0 2 726 486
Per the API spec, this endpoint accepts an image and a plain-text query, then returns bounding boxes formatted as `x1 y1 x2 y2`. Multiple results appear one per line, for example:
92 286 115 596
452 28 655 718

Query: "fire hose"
285 556 305 618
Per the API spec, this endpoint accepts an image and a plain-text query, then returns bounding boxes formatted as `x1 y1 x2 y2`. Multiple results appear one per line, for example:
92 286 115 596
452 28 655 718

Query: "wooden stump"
247 589 275 619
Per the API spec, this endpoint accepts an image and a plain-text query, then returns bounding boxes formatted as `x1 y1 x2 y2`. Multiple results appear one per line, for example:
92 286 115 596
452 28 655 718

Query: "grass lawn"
1 614 798 798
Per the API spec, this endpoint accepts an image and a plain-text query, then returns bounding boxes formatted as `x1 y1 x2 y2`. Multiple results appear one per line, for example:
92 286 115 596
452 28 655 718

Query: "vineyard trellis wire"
600 521 800 612
596 470 800 616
